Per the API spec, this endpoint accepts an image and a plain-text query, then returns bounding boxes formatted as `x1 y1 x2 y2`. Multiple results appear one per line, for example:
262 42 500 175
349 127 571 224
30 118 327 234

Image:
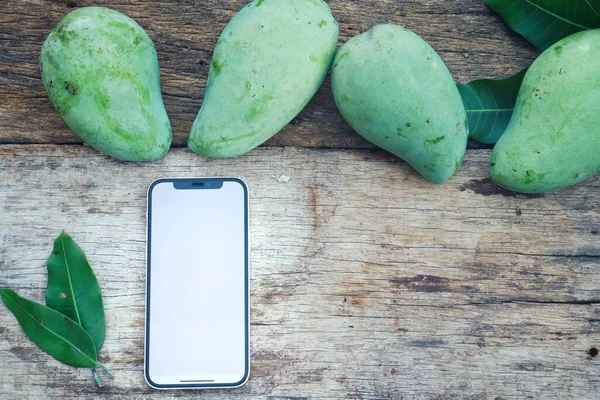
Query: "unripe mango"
331 24 468 183
188 0 339 158
41 7 172 161
490 30 600 193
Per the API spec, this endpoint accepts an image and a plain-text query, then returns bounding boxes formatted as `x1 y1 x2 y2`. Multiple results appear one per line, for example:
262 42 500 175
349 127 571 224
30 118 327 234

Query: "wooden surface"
0 146 598 399
0 1 598 399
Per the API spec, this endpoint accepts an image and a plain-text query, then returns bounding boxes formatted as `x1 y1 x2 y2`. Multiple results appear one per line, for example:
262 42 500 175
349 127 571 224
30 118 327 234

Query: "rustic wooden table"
1 1 598 399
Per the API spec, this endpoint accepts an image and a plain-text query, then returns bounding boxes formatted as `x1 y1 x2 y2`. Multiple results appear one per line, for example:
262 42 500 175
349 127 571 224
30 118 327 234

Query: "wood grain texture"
0 0 538 149
0 145 598 399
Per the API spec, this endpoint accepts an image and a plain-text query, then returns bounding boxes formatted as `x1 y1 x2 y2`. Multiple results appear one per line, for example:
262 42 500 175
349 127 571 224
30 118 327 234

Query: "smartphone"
145 178 249 389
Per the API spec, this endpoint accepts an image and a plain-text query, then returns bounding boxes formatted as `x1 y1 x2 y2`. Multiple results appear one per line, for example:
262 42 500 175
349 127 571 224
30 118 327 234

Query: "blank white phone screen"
147 180 248 387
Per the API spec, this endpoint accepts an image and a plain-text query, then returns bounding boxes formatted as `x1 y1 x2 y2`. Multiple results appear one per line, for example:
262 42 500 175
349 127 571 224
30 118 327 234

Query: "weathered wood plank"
0 145 598 399
0 0 537 148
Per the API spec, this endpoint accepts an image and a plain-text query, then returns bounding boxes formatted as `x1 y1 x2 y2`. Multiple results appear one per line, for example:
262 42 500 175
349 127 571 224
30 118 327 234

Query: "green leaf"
46 232 105 353
0 288 98 368
457 68 528 144
485 0 600 49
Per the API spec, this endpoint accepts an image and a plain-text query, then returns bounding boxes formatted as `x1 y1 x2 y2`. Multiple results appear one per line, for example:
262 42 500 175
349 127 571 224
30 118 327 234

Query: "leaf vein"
524 0 592 29
60 234 82 326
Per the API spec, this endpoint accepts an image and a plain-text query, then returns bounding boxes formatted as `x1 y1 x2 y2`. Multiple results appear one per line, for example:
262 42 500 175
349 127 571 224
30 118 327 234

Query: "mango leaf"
46 232 105 354
457 68 527 144
485 0 600 50
0 288 98 368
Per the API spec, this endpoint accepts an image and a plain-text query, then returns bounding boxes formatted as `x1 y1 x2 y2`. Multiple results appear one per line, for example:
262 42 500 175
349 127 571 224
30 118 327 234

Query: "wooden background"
0 0 598 399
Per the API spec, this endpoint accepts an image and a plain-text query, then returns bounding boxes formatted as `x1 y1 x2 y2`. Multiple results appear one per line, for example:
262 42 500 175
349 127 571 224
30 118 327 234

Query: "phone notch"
172 179 224 190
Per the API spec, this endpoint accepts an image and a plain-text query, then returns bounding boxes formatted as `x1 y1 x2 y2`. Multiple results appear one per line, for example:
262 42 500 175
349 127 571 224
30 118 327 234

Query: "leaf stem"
98 363 114 379
92 368 104 387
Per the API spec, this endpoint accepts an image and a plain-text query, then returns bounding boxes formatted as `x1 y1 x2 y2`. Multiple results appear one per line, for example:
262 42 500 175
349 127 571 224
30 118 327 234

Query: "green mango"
331 24 468 184
188 0 339 158
490 30 600 193
40 7 171 161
